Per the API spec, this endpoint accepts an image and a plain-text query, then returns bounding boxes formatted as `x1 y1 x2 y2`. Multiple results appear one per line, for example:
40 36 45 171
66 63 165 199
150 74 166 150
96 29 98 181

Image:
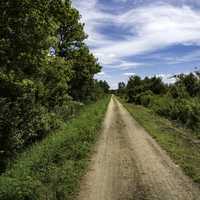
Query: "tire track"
77 96 200 200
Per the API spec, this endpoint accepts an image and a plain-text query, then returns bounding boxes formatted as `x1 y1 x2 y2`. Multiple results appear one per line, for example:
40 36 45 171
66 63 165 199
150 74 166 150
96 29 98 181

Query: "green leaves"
0 0 104 172
68 46 102 101
0 97 110 200
121 72 200 132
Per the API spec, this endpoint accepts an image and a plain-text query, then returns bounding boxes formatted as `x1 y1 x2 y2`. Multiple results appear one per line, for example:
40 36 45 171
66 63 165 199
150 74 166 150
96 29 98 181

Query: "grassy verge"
0 96 110 200
119 98 200 184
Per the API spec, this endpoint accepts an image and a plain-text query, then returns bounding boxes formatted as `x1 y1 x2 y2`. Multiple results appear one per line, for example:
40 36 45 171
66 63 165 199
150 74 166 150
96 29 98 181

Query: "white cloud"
94 71 111 79
123 72 136 76
72 1 200 69
113 0 128 2
166 50 200 64
96 4 200 62
96 71 105 76
118 61 143 69
105 60 145 70
153 73 177 84
144 49 200 65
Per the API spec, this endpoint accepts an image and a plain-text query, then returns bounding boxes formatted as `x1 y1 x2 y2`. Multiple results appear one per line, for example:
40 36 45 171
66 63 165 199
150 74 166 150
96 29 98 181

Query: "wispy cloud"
142 49 200 65
155 73 176 84
104 60 146 70
72 0 200 88
95 71 111 78
73 1 200 67
96 71 105 76
123 72 136 76
165 50 200 64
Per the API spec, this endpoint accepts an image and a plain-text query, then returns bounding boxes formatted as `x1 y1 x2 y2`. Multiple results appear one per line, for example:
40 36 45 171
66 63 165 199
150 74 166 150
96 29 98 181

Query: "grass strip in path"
119 99 200 185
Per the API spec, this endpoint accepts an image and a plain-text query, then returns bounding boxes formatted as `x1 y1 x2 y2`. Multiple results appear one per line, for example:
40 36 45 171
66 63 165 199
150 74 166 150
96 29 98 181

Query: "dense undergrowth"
117 73 200 184
0 0 110 172
118 72 200 134
120 99 200 184
0 96 110 200
135 94 200 133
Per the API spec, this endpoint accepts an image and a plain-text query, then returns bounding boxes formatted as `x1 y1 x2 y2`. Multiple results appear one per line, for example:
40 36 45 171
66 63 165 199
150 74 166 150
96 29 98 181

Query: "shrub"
135 90 154 107
172 99 200 130
0 97 110 200
149 96 173 117
0 72 63 172
54 100 84 121
150 96 200 131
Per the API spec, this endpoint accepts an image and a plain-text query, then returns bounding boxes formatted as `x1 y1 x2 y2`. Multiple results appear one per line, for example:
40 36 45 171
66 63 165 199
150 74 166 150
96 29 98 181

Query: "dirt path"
78 96 200 200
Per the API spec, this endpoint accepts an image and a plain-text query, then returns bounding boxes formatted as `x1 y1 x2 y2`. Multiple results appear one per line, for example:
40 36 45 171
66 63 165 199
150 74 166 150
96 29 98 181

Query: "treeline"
118 72 200 132
0 0 109 171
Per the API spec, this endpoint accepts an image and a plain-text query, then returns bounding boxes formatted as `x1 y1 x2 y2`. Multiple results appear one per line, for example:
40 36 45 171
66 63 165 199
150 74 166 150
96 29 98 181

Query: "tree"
118 82 126 97
0 0 103 171
56 0 87 58
175 73 200 97
126 76 142 102
0 0 61 170
145 76 166 95
98 80 110 93
68 46 101 101
54 2 102 102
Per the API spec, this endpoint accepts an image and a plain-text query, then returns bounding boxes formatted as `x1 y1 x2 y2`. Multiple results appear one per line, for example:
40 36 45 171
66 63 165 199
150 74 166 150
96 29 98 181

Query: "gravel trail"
78 96 200 200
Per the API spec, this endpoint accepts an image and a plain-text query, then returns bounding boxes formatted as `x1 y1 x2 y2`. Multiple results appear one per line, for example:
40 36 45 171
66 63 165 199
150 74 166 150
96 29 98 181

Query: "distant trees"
125 76 166 102
0 0 108 171
117 73 200 132
98 80 110 93
68 46 101 101
173 73 200 97
118 82 126 97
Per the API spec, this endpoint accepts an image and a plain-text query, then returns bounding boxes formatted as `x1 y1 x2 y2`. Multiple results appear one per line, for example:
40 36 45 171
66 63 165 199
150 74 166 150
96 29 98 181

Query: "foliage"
68 46 102 101
120 99 200 184
0 0 107 172
135 90 154 107
118 72 200 132
175 73 200 97
98 80 110 93
118 82 126 97
0 97 110 200
126 75 166 102
0 73 57 172
86 80 110 102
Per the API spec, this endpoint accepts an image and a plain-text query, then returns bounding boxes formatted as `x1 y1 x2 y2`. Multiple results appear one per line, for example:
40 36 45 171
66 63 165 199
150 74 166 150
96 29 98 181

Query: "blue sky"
72 0 200 88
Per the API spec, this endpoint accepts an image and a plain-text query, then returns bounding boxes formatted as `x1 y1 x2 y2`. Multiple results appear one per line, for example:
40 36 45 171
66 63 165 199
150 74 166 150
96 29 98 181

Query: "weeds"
0 96 110 200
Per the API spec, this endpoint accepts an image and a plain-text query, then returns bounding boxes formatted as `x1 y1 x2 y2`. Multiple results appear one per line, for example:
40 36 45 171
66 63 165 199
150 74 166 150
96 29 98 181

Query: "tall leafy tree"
118 82 126 96
126 76 142 102
0 0 101 171
55 1 101 101
68 46 101 101
98 80 110 93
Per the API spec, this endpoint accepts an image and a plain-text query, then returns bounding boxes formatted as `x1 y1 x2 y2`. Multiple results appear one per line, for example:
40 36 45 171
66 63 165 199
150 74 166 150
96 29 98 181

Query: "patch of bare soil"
77 97 200 200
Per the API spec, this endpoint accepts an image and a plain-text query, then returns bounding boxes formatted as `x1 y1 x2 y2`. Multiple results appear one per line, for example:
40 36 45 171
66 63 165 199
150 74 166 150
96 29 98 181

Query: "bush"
122 72 200 133
150 96 173 117
0 75 58 172
149 96 200 130
0 95 60 171
53 100 84 121
0 97 110 200
135 90 154 107
172 99 200 130
0 0 105 174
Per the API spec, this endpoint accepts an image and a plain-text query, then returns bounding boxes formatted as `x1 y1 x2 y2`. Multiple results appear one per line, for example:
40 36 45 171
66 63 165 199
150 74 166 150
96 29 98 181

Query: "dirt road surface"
78 96 200 200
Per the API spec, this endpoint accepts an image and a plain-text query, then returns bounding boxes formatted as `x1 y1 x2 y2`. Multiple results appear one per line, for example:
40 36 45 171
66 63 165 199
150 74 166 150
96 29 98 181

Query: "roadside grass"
0 96 110 200
119 99 200 184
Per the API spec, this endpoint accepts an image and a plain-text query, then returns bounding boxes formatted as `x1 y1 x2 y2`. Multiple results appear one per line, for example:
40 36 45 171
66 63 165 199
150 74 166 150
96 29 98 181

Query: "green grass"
119 99 200 184
0 96 110 200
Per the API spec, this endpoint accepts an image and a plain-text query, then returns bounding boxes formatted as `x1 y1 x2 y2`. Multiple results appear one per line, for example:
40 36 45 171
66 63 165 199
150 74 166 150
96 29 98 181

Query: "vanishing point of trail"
78 96 200 200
